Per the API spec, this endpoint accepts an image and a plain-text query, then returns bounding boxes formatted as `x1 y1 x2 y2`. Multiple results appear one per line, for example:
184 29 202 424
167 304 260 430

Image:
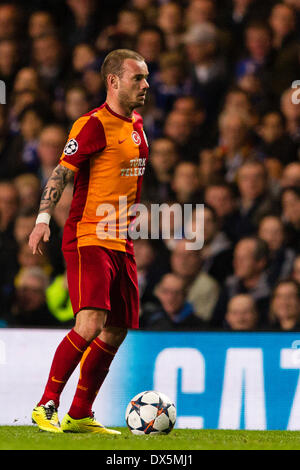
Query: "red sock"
68 338 118 419
38 329 89 408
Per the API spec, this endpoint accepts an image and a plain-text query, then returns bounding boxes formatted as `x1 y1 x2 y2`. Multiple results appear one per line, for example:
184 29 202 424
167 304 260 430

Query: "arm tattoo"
39 164 74 214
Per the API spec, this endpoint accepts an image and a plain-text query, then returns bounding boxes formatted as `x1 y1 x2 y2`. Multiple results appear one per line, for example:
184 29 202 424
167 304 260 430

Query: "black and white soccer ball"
125 390 176 435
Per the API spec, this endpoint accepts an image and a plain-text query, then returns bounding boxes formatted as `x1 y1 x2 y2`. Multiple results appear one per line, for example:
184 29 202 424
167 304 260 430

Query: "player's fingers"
43 232 49 243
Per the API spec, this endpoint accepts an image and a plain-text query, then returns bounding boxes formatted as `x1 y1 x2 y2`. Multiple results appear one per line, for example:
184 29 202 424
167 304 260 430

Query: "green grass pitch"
1 426 300 450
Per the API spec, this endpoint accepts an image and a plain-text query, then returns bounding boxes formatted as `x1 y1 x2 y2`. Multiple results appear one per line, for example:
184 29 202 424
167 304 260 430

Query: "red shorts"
63 245 139 329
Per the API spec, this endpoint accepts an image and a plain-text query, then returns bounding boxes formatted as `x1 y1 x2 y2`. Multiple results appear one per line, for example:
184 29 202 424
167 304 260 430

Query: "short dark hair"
101 49 145 90
272 279 300 300
238 236 269 263
281 185 300 201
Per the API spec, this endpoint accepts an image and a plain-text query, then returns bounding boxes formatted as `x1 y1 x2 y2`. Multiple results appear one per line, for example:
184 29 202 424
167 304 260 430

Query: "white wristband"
36 213 51 225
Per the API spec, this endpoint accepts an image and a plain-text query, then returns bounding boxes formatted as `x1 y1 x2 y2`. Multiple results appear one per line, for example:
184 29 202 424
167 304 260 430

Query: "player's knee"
75 308 108 342
100 327 128 348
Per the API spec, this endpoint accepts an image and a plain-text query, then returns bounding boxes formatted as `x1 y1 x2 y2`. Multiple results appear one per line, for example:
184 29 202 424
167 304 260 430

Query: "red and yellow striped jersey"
59 102 149 255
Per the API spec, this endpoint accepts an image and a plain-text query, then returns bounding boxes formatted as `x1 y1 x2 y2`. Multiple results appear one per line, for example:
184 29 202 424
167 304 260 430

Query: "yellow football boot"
32 400 63 433
61 413 121 435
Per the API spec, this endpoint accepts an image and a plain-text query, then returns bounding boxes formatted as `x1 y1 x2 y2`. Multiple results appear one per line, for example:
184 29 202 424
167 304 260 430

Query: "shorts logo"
64 138 78 155
131 131 141 146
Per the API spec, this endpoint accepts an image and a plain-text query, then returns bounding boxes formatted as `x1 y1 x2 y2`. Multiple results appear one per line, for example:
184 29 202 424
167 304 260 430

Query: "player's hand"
28 223 51 255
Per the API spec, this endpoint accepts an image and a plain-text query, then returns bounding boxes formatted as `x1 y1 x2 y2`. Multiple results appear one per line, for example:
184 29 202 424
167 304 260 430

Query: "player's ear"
107 73 118 90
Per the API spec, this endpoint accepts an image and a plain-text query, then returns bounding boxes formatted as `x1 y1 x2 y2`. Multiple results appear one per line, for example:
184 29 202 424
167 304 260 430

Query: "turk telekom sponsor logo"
96 197 204 250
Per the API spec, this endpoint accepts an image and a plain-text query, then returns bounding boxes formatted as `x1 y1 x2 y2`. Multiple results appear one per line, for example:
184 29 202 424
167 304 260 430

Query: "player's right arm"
29 164 74 255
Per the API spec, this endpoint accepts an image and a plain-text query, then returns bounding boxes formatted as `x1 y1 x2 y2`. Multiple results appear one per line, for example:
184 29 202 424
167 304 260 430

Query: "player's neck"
105 97 133 119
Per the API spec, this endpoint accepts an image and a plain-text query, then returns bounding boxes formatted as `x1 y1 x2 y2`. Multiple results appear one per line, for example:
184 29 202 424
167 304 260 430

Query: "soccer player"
28 49 149 434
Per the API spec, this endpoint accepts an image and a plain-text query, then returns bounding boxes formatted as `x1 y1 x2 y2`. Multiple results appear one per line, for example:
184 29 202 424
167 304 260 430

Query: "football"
125 390 176 435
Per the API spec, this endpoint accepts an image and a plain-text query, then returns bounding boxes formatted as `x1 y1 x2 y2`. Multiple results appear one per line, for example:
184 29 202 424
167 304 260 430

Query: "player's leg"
61 326 127 434
60 248 137 434
67 326 127 419
32 308 107 433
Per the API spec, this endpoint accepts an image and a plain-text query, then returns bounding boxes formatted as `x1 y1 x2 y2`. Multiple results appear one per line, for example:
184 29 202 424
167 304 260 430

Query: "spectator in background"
134 238 169 310
225 294 259 331
72 43 97 78
268 279 300 331
17 241 52 278
0 180 19 315
281 186 300 252
164 110 202 161
7 102 51 177
157 1 183 51
81 60 105 109
256 110 298 166
185 205 233 283
140 272 204 330
151 52 190 116
183 22 228 121
280 88 300 146
280 162 300 188
198 148 225 186
212 236 271 327
217 110 254 182
66 0 100 47
13 211 36 246
185 0 217 29
0 4 21 41
0 180 19 235
31 34 65 94
171 161 201 204
204 182 240 243
170 239 219 323
112 7 144 47
0 105 16 179
142 137 178 203
269 3 298 50
28 10 57 40
292 255 300 285
8 266 58 327
172 95 207 134
136 26 165 82
258 214 295 287
13 67 44 96
36 124 67 186
0 39 19 92
64 84 90 129
235 21 273 106
236 159 276 236
222 86 256 125
13 173 41 213
96 7 143 53
224 0 263 49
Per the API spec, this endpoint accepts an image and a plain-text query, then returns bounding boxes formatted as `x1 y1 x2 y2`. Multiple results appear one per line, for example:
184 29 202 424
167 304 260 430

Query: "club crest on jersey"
64 138 78 155
131 131 141 146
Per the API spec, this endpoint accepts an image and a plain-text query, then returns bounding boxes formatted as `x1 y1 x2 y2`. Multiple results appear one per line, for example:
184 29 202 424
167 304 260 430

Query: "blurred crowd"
0 0 300 331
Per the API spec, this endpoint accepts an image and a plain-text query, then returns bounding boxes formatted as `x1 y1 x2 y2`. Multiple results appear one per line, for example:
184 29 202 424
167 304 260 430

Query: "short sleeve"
59 115 106 172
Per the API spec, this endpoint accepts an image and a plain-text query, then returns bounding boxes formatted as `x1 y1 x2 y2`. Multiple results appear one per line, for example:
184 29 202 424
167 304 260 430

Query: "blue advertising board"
106 331 300 430
2 329 300 430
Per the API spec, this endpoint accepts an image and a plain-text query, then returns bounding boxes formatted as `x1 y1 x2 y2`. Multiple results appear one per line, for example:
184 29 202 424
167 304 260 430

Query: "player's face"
118 58 149 110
